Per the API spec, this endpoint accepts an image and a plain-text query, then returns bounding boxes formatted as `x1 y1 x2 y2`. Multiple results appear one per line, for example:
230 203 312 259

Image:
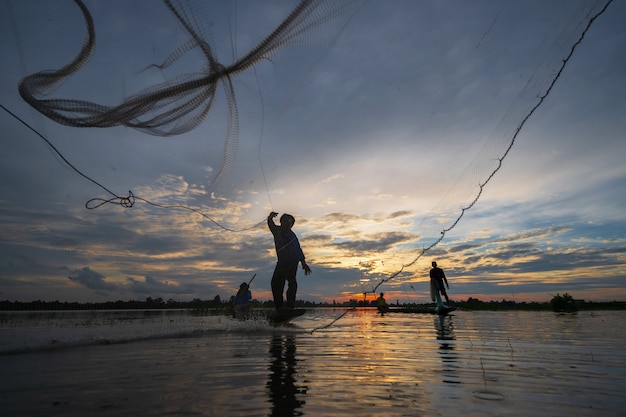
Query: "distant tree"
550 293 578 312
212 295 222 307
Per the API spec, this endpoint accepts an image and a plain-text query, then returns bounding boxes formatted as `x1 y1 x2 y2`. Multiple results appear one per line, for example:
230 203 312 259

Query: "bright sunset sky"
1 0 624 305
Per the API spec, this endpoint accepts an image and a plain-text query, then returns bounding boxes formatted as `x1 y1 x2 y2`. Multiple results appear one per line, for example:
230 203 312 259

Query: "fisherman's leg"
434 279 448 310
286 279 298 308
285 264 299 308
271 265 286 310
434 289 445 309
441 288 450 303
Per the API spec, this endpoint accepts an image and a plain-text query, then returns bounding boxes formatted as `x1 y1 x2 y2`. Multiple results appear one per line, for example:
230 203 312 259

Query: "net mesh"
0 0 614 302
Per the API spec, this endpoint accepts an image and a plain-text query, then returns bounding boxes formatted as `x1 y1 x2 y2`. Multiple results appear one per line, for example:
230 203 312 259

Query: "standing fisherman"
430 261 450 310
268 212 311 310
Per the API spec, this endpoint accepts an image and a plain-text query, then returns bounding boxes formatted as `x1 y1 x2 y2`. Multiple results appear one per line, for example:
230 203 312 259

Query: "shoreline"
2 300 626 312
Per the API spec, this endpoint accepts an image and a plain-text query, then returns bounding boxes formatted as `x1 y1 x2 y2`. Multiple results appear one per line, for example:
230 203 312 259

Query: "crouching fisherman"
232 282 252 317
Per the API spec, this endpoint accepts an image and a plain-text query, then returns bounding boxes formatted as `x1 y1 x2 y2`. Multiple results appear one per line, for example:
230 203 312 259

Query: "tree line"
1 294 624 312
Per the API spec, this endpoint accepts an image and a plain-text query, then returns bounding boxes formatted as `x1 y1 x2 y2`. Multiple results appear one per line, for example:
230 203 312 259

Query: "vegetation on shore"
1 294 625 312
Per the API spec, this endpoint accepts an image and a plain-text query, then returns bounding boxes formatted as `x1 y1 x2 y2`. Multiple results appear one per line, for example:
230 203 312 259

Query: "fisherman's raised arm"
268 211 279 233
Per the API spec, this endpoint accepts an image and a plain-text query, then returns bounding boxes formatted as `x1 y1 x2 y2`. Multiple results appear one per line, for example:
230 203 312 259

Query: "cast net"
0 0 614 302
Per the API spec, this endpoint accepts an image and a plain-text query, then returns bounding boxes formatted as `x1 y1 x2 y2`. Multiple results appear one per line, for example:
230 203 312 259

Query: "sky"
1 0 625 305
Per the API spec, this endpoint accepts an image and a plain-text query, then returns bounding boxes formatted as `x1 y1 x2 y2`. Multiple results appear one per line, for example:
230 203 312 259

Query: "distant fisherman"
268 212 311 310
429 261 450 308
376 292 389 313
233 282 252 315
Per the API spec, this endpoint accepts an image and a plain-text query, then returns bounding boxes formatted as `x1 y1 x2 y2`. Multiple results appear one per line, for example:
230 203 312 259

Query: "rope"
311 0 615 332
1 103 265 233
364 0 614 297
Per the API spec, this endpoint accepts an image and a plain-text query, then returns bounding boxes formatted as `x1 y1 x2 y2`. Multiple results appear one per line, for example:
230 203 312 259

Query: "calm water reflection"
1 309 625 416
267 335 306 416
435 315 459 385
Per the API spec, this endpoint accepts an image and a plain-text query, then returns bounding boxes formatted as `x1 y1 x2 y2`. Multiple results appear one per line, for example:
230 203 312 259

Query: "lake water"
1 308 625 416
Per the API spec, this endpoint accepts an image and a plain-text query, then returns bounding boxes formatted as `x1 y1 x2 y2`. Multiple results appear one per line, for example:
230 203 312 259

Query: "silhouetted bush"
550 293 578 312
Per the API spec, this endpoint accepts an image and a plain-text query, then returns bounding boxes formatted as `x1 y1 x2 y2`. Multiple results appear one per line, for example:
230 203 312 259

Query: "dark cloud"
68 267 117 291
387 210 414 220
489 243 540 260
321 212 365 223
335 231 414 253
451 275 626 299
450 242 626 279
450 243 484 252
1 1 625 303
490 227 571 244
304 234 334 244
127 276 185 295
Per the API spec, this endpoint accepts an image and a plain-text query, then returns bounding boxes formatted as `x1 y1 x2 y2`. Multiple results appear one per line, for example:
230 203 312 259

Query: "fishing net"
0 0 615 302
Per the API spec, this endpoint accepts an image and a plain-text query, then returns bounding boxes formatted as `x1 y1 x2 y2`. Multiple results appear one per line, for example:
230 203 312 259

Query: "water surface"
1 308 624 416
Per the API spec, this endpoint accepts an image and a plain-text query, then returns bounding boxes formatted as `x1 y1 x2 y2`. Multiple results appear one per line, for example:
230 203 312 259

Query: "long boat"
380 306 456 315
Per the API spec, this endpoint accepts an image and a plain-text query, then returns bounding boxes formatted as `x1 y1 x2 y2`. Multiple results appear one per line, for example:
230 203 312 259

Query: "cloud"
126 276 185 295
68 267 118 291
1 0 625 304
335 231 415 254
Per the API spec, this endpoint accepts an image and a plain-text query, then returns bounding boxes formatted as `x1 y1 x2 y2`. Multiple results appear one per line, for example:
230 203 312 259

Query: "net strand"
0 103 265 233
365 0 613 296
312 0 614 332
18 0 360 134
